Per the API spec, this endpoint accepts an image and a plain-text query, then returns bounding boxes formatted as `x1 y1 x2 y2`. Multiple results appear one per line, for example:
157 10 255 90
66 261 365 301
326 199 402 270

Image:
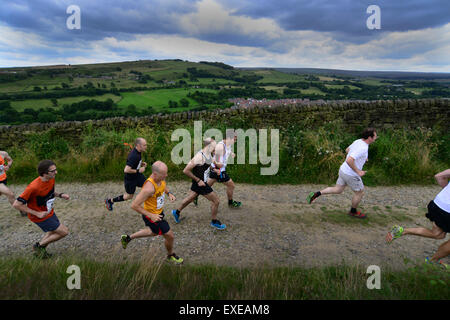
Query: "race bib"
137 160 142 171
203 167 210 183
0 165 4 175
156 194 165 210
46 198 55 213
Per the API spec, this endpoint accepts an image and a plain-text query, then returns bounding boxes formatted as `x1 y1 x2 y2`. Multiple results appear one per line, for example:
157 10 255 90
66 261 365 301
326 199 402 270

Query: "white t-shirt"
211 141 231 173
434 182 450 213
339 139 369 177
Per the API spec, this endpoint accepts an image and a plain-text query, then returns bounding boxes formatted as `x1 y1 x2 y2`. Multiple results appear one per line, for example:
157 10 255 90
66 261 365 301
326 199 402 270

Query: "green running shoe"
167 253 184 265
193 196 198 206
386 225 404 243
229 200 242 208
121 234 130 249
33 242 52 259
307 191 317 204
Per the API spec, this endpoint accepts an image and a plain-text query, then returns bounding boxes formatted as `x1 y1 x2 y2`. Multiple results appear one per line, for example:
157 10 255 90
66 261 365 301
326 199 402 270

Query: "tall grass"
0 255 448 299
6 120 449 185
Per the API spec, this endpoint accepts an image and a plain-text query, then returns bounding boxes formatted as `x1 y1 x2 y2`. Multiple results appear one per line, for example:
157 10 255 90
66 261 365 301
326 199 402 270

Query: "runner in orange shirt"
0 150 18 206
12 160 70 258
120 161 183 264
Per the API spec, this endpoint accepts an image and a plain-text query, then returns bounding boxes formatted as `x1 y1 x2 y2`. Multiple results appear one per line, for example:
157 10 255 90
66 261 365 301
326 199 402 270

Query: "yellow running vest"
143 178 166 215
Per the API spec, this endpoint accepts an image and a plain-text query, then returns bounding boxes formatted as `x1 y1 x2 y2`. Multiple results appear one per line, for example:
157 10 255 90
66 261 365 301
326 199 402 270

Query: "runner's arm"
124 165 140 174
12 200 47 219
183 155 200 181
346 157 365 176
55 192 70 200
165 187 176 201
435 169 450 188
131 182 161 221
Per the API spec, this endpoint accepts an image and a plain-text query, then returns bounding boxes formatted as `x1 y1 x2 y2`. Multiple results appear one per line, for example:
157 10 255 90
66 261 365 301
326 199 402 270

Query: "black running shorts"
142 212 170 235
124 173 146 195
190 181 213 195
426 200 450 233
209 170 231 183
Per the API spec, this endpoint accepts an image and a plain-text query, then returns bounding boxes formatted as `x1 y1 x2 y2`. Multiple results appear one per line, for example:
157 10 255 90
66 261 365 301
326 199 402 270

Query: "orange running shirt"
0 154 6 181
143 178 166 215
17 177 56 223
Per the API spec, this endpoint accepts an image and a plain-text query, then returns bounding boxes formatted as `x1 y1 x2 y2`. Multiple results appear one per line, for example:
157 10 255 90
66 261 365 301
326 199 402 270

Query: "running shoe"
105 199 113 211
386 225 404 243
193 196 198 206
228 200 242 208
20 211 27 217
121 235 130 249
425 257 449 270
210 220 227 230
167 253 184 265
348 211 367 219
171 209 180 223
307 191 318 204
33 242 52 259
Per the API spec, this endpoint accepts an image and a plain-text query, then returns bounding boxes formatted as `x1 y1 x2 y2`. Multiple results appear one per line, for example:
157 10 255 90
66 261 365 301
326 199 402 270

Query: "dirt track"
0 181 448 269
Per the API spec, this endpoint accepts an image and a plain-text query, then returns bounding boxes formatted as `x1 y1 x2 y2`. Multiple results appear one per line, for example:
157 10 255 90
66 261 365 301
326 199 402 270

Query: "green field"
11 94 122 111
117 88 218 111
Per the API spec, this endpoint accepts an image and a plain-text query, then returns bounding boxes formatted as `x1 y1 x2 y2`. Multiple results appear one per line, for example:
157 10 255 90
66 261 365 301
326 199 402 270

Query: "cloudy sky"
0 0 449 71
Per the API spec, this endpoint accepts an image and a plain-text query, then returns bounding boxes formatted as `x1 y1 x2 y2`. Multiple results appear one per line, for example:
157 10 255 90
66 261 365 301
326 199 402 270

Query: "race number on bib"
156 194 165 210
0 165 4 175
46 198 55 213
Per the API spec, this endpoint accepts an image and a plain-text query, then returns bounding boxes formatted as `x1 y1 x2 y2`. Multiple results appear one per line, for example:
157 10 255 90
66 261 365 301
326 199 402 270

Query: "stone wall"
0 99 448 148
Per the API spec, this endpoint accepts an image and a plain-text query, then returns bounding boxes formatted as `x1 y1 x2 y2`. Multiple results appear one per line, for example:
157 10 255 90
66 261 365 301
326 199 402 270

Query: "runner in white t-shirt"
307 128 378 219
386 169 450 267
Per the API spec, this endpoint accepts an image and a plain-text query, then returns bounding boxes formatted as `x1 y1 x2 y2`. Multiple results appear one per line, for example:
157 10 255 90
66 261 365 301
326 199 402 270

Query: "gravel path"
0 182 448 269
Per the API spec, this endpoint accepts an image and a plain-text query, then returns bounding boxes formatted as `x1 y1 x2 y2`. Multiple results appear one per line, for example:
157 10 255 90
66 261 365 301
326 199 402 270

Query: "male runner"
307 128 378 218
12 160 70 258
0 150 16 205
386 169 450 267
120 161 183 264
171 138 226 230
105 137 148 211
0 150 27 216
194 132 242 208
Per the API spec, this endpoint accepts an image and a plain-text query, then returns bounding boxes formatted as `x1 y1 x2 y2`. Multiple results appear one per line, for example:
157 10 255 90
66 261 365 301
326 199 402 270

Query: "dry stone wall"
0 99 448 148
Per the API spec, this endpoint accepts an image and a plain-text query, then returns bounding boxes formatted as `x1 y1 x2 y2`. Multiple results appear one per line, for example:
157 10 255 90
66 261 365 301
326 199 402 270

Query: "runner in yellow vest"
120 161 183 264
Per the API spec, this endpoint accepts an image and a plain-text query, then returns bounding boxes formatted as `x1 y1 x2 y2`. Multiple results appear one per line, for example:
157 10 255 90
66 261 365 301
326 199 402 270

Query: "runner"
386 169 450 267
105 137 148 211
0 150 16 206
12 160 70 259
306 128 378 219
120 161 183 264
194 131 242 208
171 138 226 230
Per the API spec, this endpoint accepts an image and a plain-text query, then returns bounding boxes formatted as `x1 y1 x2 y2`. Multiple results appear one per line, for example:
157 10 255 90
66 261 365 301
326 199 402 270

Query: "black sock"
176 209 180 215
350 207 357 213
316 191 321 197
112 195 125 203
212 219 219 224
126 235 131 242
228 199 233 205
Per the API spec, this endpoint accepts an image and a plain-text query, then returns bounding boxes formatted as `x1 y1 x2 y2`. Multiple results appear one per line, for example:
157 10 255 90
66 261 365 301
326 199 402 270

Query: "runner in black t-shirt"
105 138 148 211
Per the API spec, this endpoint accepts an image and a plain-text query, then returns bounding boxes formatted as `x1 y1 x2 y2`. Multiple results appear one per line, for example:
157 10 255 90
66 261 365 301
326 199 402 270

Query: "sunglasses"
48 169 57 173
